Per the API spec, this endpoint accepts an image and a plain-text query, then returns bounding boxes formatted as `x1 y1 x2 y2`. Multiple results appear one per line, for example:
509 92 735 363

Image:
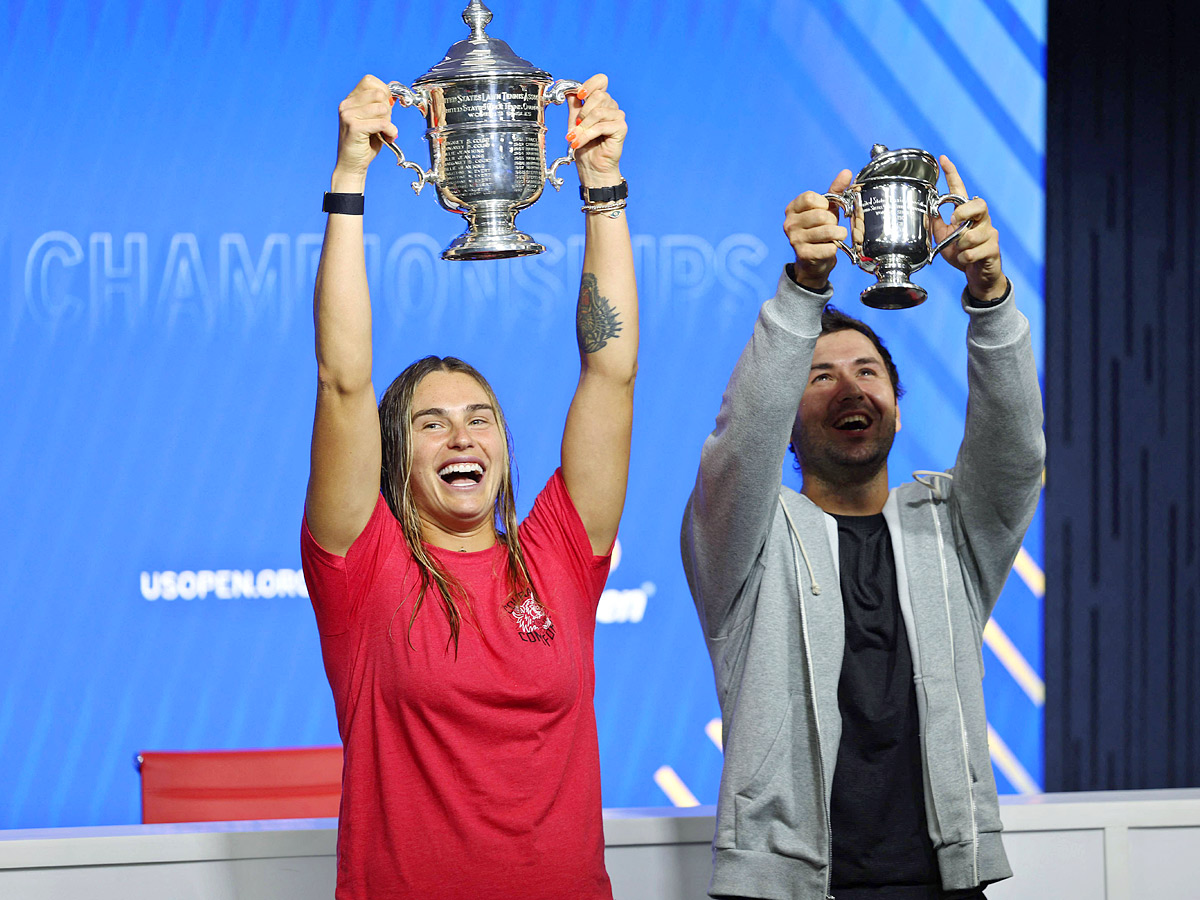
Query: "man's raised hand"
935 155 1006 301
783 169 852 291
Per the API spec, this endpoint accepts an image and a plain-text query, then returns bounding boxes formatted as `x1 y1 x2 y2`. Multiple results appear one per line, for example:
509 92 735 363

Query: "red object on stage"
136 746 342 823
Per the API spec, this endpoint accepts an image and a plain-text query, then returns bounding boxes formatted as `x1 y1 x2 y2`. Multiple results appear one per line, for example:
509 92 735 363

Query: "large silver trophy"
383 1 580 260
824 145 970 309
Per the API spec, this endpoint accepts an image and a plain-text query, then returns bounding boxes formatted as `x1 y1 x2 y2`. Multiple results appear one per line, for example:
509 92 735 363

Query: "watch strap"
322 192 365 215
578 180 628 204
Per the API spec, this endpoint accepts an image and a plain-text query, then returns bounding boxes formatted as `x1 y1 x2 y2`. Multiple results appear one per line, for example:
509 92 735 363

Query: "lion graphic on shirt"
505 595 555 645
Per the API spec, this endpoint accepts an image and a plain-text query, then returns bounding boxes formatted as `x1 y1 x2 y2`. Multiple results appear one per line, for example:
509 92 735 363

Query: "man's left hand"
934 155 1007 301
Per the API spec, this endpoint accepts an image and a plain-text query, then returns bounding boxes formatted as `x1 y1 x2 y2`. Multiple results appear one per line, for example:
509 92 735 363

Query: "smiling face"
407 369 506 547
791 328 901 491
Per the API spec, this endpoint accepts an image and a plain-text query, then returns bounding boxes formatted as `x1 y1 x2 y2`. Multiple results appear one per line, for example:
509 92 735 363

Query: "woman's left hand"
567 74 626 188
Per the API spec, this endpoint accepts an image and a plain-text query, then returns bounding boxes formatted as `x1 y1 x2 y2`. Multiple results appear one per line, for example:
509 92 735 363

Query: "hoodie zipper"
778 495 835 900
927 487 980 884
799 561 836 900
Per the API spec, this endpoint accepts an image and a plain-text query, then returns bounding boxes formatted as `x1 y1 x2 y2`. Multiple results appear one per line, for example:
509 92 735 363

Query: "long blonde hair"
378 356 540 654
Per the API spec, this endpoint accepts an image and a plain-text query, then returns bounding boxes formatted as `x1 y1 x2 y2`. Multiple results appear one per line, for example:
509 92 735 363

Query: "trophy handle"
384 81 435 195
544 79 583 190
823 191 861 265
931 192 971 258
545 79 582 106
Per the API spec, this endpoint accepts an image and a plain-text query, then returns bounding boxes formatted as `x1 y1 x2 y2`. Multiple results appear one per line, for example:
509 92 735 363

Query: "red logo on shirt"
505 595 555 646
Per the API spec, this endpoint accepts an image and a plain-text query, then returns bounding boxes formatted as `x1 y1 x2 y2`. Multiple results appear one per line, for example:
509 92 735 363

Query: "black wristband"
965 278 1012 308
579 180 628 204
322 192 364 215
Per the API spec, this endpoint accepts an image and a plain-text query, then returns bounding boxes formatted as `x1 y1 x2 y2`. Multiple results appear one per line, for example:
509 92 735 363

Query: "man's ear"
895 402 902 434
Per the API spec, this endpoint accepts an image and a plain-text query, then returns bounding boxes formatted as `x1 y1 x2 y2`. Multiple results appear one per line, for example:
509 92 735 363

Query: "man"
680 159 1044 900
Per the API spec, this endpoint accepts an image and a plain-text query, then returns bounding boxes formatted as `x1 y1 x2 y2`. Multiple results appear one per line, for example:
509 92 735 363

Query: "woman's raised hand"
333 75 400 189
567 74 627 188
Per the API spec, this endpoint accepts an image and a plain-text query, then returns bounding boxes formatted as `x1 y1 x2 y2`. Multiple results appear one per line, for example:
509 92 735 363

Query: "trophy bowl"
825 145 969 309
382 1 579 260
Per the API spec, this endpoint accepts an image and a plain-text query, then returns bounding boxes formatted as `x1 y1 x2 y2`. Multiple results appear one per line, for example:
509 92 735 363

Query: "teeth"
438 462 483 477
836 414 869 428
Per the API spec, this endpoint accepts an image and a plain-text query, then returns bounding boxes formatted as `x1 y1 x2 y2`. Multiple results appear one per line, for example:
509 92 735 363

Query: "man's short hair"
820 304 904 399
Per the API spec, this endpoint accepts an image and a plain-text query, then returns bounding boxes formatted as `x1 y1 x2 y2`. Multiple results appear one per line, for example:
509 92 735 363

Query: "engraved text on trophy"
433 82 547 206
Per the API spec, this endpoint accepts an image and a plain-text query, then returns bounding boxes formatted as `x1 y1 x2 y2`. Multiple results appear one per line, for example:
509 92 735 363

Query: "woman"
300 73 637 900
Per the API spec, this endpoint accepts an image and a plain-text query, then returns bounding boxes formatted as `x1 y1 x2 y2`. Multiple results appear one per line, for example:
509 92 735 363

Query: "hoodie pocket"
731 693 824 863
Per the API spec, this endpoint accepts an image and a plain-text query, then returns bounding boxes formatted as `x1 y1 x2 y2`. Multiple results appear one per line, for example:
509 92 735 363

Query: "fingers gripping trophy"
801 145 1004 308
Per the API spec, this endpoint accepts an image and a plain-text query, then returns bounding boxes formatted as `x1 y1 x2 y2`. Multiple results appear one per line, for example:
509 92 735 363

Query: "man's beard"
793 419 897 489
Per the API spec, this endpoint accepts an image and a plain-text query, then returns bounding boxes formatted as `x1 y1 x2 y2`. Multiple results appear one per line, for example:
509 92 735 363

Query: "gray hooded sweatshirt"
681 269 1045 900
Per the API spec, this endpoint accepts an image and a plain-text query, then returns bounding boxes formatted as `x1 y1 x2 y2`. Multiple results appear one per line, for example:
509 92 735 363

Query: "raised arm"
558 75 638 555
936 156 1046 612
304 76 399 556
681 175 851 635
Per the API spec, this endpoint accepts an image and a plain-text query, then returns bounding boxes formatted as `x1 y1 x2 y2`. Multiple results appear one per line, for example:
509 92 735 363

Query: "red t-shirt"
300 469 613 900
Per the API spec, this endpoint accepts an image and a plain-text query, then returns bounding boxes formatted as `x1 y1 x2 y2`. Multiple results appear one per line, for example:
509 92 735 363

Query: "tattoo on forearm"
576 272 622 354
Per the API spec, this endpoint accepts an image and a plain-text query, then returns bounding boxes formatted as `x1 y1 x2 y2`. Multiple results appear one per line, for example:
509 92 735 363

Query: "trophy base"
441 228 546 261
860 279 928 310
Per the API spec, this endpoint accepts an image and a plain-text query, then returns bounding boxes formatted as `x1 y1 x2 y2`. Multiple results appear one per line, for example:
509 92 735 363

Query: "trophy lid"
414 1 551 85
856 144 941 184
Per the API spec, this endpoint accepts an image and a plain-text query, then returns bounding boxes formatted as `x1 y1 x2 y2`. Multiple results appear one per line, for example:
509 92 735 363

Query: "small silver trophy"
383 1 580 260
824 145 970 309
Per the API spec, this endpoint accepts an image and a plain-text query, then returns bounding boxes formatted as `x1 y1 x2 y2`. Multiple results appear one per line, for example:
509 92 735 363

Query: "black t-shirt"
829 512 943 896
723 523 983 900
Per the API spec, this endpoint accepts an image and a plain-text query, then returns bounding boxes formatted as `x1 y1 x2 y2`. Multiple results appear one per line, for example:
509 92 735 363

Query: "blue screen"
0 0 1045 827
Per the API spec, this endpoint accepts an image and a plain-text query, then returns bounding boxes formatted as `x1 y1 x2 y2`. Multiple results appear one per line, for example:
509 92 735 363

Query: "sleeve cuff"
764 265 831 337
961 280 1027 347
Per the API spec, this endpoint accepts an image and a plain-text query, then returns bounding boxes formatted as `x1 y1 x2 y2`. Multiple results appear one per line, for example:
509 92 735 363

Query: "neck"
800 466 890 516
419 516 497 552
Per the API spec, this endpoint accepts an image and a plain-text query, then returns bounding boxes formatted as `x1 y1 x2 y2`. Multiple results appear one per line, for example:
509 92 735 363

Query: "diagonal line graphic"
984 619 1045 706
981 0 1046 77
987 722 1041 794
654 765 701 808
884 312 969 413
706 718 723 751
763 41 1043 314
896 0 1042 178
1013 545 1046 598
806 0 1043 289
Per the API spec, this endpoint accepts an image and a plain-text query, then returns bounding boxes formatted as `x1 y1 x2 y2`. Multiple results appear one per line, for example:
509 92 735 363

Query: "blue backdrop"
0 0 1046 828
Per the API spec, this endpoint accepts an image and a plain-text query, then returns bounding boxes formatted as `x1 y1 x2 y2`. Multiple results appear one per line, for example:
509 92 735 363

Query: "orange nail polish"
577 88 589 100
388 96 395 107
575 115 582 125
566 131 576 142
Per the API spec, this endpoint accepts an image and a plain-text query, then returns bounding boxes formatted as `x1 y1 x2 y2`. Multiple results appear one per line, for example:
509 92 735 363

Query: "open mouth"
438 462 484 486
833 413 871 431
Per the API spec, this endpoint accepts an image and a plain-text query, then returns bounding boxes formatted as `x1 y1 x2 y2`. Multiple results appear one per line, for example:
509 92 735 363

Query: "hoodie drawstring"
778 493 821 595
